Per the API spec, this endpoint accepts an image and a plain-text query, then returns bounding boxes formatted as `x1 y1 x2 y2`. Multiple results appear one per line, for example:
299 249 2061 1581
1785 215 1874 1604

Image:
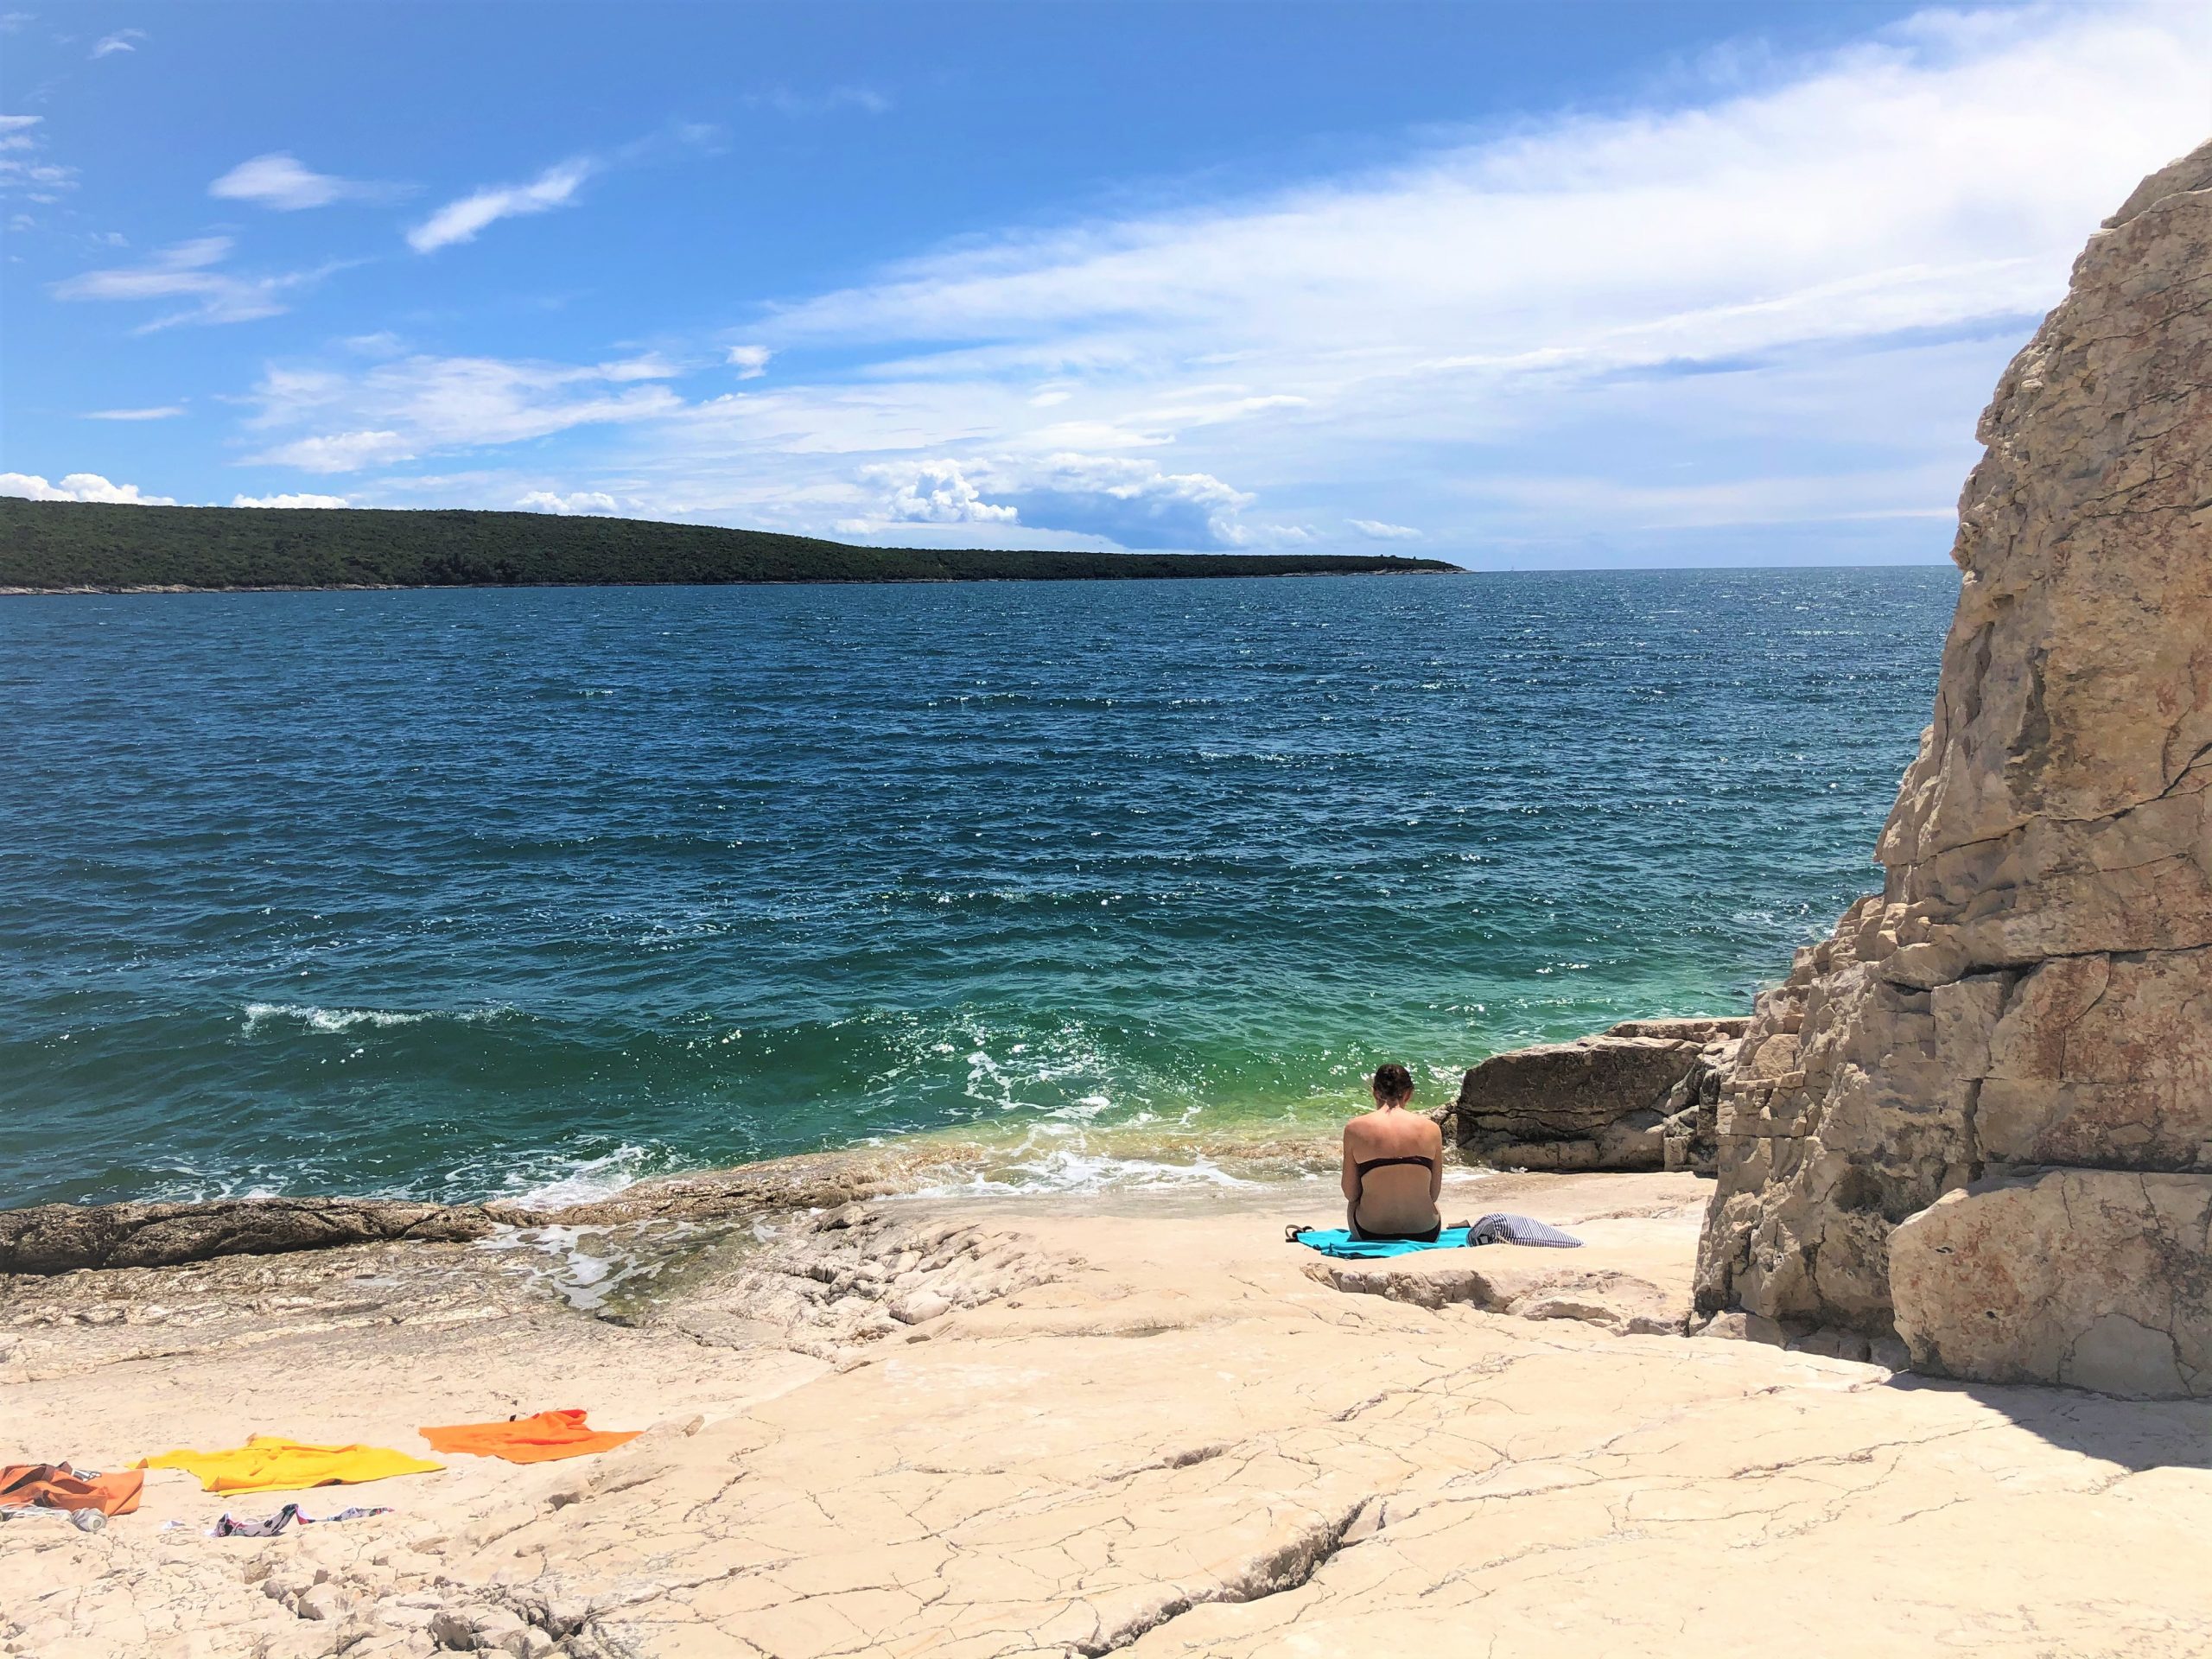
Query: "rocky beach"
5 130 2209 1659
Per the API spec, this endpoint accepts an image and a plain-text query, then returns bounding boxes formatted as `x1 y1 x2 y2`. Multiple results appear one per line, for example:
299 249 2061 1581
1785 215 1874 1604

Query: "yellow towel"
140 1435 443 1495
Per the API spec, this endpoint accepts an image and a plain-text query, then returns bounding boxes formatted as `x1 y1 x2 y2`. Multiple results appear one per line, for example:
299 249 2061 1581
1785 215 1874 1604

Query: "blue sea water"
0 569 1956 1211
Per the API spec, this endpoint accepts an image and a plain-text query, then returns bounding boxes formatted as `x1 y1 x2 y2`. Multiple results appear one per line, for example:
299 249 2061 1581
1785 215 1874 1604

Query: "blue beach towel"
1287 1213 1583 1259
1288 1226 1478 1259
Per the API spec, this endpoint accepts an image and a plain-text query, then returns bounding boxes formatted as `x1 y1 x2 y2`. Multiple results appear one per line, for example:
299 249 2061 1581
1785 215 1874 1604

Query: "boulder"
1449 1029 1740 1173
0 1197 496 1275
1890 1170 2212 1398
1693 137 2212 1382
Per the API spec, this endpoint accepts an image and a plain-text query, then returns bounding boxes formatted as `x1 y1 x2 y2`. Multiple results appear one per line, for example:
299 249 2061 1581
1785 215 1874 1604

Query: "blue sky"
3 2 2208 567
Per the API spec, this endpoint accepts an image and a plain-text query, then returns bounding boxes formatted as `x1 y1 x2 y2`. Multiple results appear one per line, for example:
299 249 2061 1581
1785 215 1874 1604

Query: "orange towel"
0 1463 143 1516
417 1408 641 1464
140 1436 443 1495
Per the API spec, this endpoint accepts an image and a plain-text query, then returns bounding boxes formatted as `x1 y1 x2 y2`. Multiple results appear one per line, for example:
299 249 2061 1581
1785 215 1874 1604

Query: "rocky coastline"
5 139 2210 1656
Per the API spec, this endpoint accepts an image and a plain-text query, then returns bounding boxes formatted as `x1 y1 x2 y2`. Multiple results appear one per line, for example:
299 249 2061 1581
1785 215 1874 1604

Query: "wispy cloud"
245 353 684 471
1349 519 1422 541
84 404 185 421
210 152 383 211
90 28 143 58
0 113 74 201
726 344 772 379
51 236 336 329
407 159 593 252
1 470 173 504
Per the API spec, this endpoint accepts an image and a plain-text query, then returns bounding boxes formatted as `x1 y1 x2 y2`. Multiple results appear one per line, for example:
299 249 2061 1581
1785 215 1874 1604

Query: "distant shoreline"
0 498 1461 592
0 569 1458 596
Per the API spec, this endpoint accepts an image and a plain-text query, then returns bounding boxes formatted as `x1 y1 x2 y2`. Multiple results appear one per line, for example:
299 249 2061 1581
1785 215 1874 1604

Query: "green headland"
0 499 1461 592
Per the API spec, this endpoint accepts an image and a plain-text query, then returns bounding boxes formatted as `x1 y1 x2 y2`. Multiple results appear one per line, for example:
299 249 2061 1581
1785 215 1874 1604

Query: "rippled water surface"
0 569 1955 1207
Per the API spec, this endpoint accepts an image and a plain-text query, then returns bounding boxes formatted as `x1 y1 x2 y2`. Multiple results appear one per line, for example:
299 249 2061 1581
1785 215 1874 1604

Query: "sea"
0 568 1956 1211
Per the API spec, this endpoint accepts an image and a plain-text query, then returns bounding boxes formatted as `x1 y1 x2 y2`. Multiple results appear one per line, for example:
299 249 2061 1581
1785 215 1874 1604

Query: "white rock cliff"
1694 137 2212 1395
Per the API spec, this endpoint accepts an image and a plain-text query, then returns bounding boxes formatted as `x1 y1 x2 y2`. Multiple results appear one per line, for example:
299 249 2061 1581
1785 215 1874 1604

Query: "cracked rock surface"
1694 137 2212 1385
6 1173 2209 1656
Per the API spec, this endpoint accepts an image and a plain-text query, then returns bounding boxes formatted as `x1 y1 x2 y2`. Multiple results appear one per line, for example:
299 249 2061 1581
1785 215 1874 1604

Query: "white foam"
477 1222 665 1313
240 1002 511 1036
506 1144 654 1210
911 1141 1261 1199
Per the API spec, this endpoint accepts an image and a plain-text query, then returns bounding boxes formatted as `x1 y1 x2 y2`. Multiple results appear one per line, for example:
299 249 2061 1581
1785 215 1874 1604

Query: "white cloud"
84 404 185 421
407 159 592 252
833 451 1305 549
51 236 334 328
1 470 174 504
90 28 144 58
248 429 416 473
852 460 1018 527
516 490 620 514
1348 519 1422 540
210 153 377 211
231 492 352 508
245 353 683 472
726 344 772 378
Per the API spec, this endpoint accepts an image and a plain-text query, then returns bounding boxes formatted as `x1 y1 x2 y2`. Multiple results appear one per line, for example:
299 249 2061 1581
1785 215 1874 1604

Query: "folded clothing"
141 1436 443 1495
1469 1212 1582 1248
213 1503 391 1538
418 1408 641 1464
0 1463 143 1516
1289 1226 1477 1259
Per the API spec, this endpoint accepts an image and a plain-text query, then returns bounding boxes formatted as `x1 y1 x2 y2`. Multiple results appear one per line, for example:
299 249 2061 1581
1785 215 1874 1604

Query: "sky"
3 2 2208 569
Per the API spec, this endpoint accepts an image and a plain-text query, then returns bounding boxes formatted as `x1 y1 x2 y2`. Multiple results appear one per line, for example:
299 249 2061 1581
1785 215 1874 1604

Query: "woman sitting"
1341 1062 1444 1242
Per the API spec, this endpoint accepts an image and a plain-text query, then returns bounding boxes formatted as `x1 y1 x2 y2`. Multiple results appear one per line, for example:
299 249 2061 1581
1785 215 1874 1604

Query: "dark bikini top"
1353 1154 1438 1179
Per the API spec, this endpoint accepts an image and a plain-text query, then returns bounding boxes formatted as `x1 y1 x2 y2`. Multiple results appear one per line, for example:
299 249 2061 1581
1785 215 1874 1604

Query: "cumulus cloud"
231 492 351 508
90 29 144 58
726 344 772 378
210 153 379 211
1348 519 1422 540
84 405 184 421
51 236 334 328
854 461 1018 527
1 470 174 504
245 353 683 472
516 490 620 514
832 452 1305 549
407 159 592 252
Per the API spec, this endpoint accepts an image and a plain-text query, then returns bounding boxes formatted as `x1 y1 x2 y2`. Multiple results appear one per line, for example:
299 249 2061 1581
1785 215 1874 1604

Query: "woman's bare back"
1342 1099 1444 1239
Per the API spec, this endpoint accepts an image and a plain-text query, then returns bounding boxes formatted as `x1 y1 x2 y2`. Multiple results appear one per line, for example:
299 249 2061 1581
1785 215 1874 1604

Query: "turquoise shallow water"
0 569 1955 1209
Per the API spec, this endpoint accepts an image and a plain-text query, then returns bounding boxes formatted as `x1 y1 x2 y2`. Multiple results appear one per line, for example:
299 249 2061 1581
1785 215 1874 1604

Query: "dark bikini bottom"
1350 1221 1442 1243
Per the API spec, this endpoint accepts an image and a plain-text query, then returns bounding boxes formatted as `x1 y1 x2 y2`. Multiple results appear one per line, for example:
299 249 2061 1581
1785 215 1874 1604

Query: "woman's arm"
1341 1131 1360 1204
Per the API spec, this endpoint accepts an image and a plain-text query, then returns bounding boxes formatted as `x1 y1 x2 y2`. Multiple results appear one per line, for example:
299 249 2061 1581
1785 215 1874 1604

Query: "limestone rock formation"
1446 1018 1745 1173
1890 1169 2212 1397
1694 138 2212 1393
0 1197 496 1275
